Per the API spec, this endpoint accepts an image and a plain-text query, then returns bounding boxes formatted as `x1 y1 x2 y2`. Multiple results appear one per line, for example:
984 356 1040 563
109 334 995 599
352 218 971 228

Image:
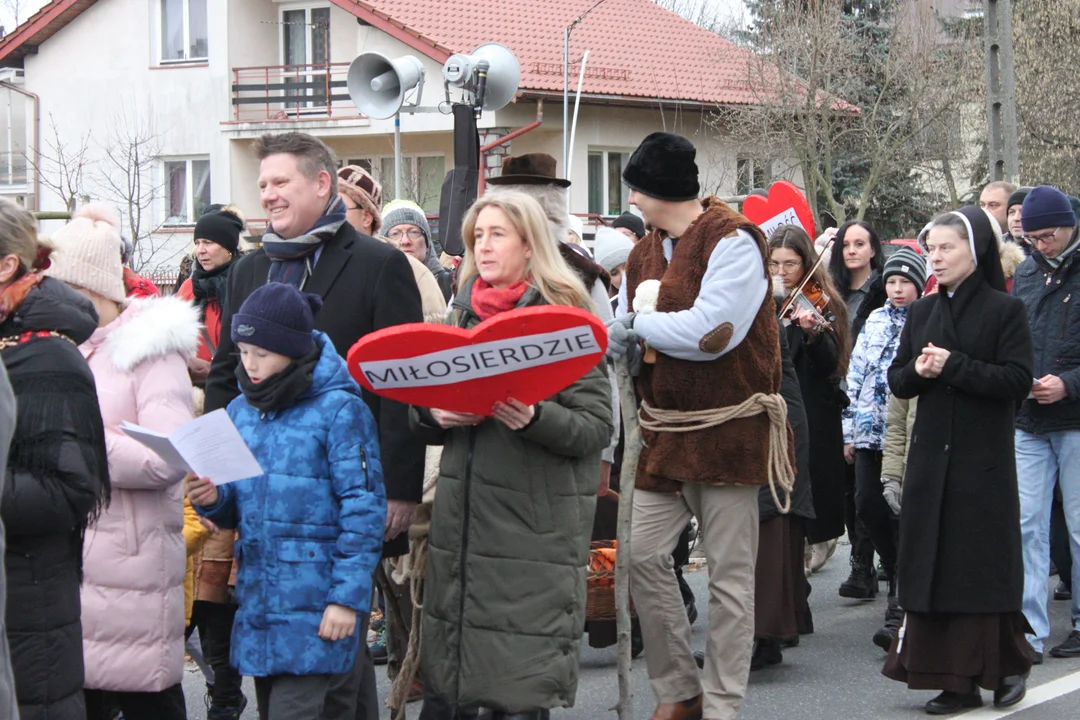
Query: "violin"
780 278 836 331
777 235 837 332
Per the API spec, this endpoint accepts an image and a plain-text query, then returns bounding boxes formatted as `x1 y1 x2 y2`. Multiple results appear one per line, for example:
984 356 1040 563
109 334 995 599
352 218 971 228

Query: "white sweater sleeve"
634 230 768 362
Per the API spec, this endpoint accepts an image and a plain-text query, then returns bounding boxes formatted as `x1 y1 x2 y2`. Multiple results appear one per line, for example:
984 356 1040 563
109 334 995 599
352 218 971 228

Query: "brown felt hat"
487 153 571 188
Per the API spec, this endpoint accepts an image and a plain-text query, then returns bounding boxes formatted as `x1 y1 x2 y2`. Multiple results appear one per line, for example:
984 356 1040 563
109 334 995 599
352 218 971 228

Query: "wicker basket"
586 540 636 622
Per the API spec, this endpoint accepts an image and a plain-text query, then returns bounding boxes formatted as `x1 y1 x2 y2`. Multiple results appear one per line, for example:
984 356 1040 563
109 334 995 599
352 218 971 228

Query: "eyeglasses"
769 260 802 272
1022 227 1060 245
388 229 425 241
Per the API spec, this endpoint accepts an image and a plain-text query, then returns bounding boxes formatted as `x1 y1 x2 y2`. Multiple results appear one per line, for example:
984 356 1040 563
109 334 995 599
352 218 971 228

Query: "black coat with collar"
888 275 1033 614
205 223 425 555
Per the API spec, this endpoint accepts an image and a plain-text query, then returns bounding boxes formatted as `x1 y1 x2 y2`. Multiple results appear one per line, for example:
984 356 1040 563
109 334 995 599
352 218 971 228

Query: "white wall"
23 0 233 273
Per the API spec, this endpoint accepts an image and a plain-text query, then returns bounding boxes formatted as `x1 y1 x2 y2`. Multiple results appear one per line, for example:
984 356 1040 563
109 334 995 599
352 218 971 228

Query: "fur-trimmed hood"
84 295 201 372
1000 239 1026 280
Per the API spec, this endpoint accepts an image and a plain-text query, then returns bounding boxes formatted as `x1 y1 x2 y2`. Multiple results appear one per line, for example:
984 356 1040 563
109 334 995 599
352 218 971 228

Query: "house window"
164 158 211 224
378 156 445 214
161 0 208 63
587 150 632 216
282 5 331 109
737 158 772 196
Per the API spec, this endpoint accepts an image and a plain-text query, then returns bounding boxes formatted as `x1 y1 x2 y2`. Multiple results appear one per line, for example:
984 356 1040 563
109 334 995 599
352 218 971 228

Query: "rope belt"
638 393 795 514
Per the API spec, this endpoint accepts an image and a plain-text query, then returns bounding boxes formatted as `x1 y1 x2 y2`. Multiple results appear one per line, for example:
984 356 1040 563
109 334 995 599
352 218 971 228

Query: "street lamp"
563 0 610 174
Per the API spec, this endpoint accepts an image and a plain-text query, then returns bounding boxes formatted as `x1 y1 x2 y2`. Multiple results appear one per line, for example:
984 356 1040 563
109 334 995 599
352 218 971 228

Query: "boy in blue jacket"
187 282 386 720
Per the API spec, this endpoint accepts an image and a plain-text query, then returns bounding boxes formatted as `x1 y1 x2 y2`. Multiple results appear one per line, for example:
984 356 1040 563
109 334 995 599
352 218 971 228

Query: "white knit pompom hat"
45 203 126 303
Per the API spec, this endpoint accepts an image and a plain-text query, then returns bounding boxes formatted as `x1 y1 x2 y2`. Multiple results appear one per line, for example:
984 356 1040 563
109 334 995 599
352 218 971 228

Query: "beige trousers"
629 484 759 720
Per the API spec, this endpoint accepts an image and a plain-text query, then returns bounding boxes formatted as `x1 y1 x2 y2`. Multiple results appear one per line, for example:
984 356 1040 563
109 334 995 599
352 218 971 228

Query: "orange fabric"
177 277 221 363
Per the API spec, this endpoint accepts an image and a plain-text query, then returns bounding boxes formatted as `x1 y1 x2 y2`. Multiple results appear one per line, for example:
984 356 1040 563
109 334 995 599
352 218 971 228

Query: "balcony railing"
230 62 361 123
0 151 27 186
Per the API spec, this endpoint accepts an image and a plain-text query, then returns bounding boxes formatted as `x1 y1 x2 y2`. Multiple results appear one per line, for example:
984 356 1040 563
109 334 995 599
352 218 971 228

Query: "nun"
883 206 1035 714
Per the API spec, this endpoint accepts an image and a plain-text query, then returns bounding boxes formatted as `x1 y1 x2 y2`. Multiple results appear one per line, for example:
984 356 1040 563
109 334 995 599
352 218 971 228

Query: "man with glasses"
1011 185 1080 662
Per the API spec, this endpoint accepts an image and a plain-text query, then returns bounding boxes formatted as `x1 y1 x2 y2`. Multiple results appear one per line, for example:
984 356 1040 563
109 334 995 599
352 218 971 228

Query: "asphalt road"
182 550 1080 719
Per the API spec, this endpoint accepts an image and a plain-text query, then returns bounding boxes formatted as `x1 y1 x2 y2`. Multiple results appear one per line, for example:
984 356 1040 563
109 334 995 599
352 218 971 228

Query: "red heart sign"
742 180 816 239
346 306 608 416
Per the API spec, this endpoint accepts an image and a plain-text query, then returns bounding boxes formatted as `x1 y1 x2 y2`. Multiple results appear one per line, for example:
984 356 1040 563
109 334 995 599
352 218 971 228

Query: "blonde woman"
411 192 613 720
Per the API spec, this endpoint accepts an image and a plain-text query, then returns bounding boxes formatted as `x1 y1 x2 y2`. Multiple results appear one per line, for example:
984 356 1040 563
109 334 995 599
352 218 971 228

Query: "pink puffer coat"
79 296 199 692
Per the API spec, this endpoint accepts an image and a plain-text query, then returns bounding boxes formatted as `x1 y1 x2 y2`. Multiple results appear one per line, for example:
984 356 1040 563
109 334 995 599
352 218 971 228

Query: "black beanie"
231 283 323 358
1007 187 1033 213
622 132 700 202
611 211 646 240
194 210 244 255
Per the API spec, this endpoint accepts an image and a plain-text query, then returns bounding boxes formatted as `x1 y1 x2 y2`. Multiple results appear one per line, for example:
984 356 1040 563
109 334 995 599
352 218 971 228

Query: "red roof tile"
334 0 765 106
0 0 99 68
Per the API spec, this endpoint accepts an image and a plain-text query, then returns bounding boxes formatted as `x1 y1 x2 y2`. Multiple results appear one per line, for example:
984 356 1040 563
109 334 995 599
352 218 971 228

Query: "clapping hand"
915 342 950 379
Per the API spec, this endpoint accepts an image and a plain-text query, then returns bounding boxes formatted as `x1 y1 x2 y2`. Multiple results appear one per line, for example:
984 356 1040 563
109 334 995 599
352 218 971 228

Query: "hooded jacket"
843 301 908 449
197 332 386 677
411 277 612 712
79 295 198 692
2 278 108 720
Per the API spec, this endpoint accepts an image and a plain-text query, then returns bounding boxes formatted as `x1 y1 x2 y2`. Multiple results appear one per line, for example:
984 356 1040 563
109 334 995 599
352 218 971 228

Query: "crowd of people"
0 127 1078 720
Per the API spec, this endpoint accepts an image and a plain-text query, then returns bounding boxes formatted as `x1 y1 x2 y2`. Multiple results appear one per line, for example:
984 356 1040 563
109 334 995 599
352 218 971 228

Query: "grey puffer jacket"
1011 239 1080 434
411 277 613 713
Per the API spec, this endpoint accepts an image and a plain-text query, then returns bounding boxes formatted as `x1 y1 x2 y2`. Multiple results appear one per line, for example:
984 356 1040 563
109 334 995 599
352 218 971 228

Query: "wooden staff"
612 356 641 720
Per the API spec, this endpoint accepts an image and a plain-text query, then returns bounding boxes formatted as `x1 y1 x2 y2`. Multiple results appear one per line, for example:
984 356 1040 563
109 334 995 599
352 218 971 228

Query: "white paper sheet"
120 409 263 485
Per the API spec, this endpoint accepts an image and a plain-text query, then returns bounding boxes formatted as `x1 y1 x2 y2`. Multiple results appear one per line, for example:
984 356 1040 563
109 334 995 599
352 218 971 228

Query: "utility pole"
984 0 1020 182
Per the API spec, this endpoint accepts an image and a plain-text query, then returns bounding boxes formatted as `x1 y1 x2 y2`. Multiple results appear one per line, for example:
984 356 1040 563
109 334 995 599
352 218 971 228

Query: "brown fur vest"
625 197 785 493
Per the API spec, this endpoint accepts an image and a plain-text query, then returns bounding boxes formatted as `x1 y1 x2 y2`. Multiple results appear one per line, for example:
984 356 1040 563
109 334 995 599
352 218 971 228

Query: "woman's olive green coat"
411 278 613 713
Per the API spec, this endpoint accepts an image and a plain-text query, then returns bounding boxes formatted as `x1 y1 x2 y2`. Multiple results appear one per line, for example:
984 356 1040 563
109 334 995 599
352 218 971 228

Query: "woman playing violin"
768 226 852 572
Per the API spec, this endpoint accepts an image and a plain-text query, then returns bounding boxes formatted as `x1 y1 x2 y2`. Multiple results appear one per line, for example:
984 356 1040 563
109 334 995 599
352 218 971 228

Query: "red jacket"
176 278 220 363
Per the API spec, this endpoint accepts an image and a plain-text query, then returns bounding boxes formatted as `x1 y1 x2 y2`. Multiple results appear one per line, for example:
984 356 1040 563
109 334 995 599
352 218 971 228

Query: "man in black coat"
1010 185 1080 661
204 132 424 718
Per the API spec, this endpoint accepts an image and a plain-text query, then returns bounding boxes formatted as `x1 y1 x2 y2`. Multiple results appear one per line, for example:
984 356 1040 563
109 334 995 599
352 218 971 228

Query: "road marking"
961 668 1080 718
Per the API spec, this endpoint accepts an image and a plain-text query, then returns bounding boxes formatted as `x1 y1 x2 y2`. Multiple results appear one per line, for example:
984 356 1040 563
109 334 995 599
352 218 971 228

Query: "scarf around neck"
235 345 321 413
1043 228 1080 270
191 257 234 313
262 195 348 288
0 271 45 327
470 277 531 320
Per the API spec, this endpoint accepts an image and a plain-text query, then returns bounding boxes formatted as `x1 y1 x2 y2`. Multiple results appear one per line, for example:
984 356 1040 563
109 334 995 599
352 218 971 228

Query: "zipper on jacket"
359 445 370 491
455 427 477 699
1062 294 1072 338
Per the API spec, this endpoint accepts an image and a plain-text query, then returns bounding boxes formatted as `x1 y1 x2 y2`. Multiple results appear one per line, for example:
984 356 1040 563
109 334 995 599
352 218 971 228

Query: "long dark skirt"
754 515 813 640
882 611 1034 693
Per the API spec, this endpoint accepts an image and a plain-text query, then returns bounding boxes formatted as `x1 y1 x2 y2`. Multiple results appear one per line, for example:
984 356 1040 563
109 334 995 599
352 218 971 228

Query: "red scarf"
0 271 45 326
471 277 530 320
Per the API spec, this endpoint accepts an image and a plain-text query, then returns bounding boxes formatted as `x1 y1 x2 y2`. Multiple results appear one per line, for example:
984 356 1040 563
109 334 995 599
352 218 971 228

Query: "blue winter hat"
1021 185 1077 232
231 283 323 358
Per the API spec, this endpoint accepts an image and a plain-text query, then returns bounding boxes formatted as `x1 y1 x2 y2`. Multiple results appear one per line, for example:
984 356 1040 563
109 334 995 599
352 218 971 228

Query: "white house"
0 0 795 278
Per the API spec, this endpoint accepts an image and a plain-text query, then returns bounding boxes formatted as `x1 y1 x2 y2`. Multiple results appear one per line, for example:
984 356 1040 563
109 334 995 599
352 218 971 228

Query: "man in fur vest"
609 133 791 720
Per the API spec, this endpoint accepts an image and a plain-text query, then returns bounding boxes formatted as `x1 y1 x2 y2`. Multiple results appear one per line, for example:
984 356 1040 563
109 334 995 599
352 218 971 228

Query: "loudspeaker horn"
347 52 425 119
442 43 520 112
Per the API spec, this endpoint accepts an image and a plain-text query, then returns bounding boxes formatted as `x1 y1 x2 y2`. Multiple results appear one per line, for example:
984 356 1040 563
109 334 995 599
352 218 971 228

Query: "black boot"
873 596 904 651
839 558 878 599
676 568 698 625
750 638 783 670
994 675 1026 708
924 691 982 714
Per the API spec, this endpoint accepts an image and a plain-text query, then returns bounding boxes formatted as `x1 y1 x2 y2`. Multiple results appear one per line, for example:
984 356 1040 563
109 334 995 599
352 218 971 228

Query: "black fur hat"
622 132 700 202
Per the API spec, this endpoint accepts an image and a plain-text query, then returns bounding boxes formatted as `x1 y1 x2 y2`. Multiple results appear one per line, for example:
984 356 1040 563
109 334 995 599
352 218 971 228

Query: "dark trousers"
323 612 379 719
84 684 186 720
844 461 875 566
255 673 332 720
853 449 899 575
1052 487 1074 591
186 600 244 708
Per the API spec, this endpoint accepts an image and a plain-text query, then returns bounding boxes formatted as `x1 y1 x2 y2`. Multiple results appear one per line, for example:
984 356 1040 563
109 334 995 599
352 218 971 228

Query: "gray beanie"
883 246 928 297
594 225 634 274
379 200 431 246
